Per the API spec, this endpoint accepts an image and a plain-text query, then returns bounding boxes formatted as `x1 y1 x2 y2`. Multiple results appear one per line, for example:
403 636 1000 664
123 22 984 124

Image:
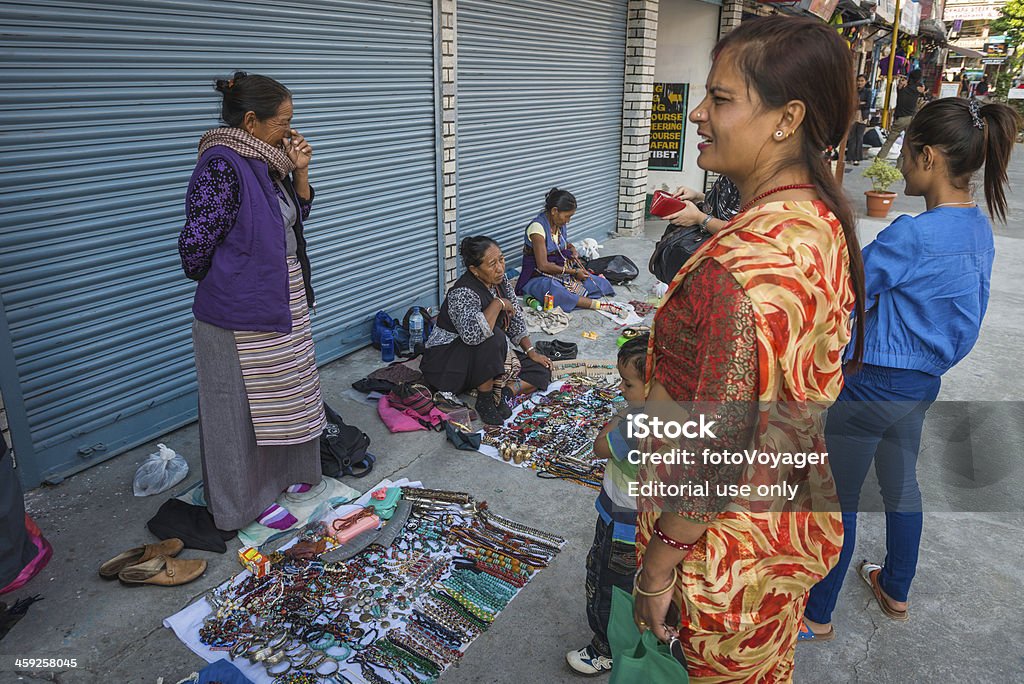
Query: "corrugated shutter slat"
455 0 627 257
0 0 440 486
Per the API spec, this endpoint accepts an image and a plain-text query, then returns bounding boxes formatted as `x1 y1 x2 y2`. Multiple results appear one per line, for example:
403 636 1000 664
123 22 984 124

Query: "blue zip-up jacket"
851 206 994 376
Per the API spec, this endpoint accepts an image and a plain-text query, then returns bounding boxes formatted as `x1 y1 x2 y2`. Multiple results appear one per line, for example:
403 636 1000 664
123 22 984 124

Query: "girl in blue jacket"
802 98 1021 639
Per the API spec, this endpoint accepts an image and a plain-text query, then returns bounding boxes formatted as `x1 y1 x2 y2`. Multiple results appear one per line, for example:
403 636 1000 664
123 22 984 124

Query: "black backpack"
585 255 639 284
320 402 374 478
400 306 435 356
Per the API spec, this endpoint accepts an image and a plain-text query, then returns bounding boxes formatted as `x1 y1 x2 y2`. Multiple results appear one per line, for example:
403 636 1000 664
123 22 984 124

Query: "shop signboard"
984 41 1007 58
982 57 1005 64
943 3 1002 21
649 83 688 172
940 82 962 97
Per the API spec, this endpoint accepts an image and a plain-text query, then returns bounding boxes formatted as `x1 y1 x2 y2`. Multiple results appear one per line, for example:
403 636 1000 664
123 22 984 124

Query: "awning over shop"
919 18 946 41
948 43 985 59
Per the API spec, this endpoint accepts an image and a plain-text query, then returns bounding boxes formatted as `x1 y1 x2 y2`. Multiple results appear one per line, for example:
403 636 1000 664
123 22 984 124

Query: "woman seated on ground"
421 236 553 425
514 187 615 312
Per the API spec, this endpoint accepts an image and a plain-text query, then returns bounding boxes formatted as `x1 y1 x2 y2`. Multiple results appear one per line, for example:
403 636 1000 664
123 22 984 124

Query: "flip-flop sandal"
797 618 835 642
859 560 909 621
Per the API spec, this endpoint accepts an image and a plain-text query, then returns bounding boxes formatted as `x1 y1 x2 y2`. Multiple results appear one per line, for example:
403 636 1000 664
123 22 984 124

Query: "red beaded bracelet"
654 518 695 552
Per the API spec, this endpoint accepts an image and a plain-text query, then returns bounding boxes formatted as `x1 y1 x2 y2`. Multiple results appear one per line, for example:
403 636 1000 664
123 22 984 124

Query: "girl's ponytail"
906 99 1021 224
979 103 1021 224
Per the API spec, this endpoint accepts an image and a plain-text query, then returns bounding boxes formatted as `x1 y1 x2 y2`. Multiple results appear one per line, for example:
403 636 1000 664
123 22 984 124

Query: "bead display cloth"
165 478 564 684
476 379 623 489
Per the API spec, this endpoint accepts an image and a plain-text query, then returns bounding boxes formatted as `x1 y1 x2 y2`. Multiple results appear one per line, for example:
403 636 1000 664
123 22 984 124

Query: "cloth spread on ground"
475 379 623 490
165 478 564 684
522 307 571 334
593 301 643 327
174 477 362 549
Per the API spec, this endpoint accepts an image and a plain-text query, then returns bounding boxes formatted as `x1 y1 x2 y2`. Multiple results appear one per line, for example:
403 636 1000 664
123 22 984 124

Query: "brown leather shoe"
99 538 185 579
118 555 207 586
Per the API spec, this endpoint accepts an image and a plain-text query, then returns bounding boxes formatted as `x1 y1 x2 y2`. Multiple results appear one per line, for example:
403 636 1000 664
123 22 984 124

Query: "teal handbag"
608 587 689 684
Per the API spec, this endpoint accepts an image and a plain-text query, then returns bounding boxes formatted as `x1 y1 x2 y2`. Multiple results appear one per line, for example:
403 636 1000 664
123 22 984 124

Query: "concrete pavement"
3 152 1022 683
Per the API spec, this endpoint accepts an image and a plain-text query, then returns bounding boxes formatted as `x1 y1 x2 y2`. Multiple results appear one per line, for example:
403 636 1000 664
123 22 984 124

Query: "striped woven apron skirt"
233 257 326 445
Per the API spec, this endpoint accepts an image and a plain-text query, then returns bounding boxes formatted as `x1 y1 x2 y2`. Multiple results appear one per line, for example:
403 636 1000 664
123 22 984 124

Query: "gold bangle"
633 567 677 597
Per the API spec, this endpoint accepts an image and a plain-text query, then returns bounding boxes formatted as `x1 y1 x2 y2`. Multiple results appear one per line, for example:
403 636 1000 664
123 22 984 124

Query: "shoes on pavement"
99 538 185 579
566 645 613 676
118 555 207 587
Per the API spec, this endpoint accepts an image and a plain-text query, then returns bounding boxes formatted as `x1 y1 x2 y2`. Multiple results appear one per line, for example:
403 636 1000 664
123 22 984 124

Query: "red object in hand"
649 190 689 218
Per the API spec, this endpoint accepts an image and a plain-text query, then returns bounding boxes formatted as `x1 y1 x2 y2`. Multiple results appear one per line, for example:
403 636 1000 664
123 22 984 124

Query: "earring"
775 130 784 138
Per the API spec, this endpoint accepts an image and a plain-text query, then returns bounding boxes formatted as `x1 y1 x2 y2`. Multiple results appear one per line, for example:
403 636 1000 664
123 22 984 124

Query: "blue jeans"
805 364 941 624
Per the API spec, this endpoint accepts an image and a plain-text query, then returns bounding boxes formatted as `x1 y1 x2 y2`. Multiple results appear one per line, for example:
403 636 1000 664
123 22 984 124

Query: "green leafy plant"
992 0 1024 100
863 157 903 193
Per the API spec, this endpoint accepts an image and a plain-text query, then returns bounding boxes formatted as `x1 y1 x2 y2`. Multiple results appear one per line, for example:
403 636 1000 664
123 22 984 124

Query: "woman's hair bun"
460 235 499 268
214 71 248 94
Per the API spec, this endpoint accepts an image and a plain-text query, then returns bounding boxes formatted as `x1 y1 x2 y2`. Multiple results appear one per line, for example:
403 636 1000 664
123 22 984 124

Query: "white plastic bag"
133 443 189 497
577 238 604 261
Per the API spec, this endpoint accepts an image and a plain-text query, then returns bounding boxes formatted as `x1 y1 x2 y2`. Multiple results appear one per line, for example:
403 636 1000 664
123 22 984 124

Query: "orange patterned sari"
637 201 855 683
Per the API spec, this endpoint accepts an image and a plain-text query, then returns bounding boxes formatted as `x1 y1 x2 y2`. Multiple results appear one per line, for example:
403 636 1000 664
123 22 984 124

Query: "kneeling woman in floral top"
421 236 552 426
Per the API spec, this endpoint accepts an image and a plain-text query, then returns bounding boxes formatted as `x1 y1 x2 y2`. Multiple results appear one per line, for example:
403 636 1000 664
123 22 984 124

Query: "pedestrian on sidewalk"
178 72 326 532
801 98 1020 640
974 74 991 102
846 74 872 166
631 15 865 681
565 335 647 676
876 71 926 166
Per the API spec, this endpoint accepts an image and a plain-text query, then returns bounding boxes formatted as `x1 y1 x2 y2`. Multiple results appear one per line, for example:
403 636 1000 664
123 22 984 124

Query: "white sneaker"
566 645 613 676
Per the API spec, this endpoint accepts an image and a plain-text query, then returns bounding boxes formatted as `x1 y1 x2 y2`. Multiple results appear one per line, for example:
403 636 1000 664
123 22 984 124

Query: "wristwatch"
699 213 713 233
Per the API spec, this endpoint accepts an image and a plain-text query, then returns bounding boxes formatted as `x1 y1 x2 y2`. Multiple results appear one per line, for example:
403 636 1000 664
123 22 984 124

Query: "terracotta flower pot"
865 190 897 218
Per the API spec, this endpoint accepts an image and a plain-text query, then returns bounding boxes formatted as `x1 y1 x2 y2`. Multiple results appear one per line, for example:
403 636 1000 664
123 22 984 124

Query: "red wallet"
649 190 688 218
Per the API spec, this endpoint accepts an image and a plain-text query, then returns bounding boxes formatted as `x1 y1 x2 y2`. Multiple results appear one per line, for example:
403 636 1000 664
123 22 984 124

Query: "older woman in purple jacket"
177 72 325 532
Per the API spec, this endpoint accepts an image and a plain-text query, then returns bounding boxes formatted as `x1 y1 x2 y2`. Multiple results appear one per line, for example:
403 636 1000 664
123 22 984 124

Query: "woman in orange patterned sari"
632 17 866 682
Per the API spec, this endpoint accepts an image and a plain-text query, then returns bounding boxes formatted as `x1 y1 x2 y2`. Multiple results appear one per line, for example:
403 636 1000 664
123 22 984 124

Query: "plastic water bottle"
381 327 395 363
408 310 424 354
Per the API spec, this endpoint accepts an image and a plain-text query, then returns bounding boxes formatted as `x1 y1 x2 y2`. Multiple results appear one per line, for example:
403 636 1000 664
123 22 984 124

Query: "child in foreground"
566 335 648 675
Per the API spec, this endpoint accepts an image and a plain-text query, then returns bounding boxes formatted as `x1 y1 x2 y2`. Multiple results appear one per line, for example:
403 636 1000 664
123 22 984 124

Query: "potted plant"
862 157 903 218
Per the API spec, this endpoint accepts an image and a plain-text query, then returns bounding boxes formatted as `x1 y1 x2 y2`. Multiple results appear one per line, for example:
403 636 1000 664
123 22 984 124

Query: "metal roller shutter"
455 0 628 257
0 0 440 487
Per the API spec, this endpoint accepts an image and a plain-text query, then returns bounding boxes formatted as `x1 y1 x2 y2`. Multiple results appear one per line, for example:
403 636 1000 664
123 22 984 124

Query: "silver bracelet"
525 346 536 355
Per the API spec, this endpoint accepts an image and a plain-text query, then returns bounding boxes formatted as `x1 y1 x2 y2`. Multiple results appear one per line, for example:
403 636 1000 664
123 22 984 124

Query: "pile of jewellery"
196 487 564 684
550 359 620 382
481 380 623 489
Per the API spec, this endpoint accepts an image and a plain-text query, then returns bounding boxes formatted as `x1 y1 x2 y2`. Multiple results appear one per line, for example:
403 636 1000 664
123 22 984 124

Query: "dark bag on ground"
586 255 639 284
649 224 711 284
371 310 395 350
320 402 374 478
146 499 237 553
401 306 435 355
